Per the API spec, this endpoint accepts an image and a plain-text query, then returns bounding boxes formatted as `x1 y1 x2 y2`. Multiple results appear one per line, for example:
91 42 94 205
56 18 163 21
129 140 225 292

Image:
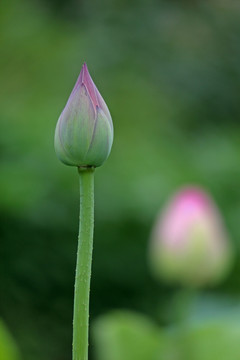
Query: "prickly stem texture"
73 167 94 360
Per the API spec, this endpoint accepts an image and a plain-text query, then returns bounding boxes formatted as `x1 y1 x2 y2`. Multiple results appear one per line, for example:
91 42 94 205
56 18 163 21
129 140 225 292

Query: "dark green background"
1 0 240 359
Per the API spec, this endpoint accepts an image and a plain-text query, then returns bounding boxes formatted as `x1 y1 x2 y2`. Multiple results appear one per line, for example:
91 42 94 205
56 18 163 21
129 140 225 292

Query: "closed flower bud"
149 187 233 287
54 63 113 167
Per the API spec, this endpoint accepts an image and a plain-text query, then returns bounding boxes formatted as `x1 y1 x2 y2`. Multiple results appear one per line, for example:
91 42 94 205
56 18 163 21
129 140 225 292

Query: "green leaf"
178 313 240 360
92 310 175 360
0 320 20 360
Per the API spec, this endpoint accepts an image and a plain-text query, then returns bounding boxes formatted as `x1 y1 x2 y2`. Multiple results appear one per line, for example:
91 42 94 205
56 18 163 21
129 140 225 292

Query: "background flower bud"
149 187 233 287
54 63 113 167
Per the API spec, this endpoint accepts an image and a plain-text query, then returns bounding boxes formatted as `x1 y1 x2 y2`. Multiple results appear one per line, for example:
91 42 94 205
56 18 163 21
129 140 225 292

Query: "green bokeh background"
1 0 240 359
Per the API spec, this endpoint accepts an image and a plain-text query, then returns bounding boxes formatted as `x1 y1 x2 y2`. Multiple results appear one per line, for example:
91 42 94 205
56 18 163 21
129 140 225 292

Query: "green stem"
73 167 95 360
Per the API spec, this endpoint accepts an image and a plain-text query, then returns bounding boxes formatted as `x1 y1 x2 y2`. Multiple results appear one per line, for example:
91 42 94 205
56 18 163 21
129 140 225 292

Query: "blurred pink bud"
149 187 233 287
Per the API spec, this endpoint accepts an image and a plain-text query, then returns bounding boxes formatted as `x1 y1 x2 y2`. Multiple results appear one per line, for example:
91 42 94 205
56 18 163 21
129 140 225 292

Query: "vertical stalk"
73 167 95 360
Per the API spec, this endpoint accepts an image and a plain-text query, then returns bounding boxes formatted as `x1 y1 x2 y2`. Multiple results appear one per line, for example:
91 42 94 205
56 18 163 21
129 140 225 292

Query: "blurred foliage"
93 298 240 360
93 311 170 360
178 296 240 360
1 0 240 359
0 320 20 360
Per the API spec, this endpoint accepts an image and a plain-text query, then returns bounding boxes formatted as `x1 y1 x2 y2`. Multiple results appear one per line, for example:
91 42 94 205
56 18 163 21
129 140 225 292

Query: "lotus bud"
149 187 233 287
54 63 113 167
